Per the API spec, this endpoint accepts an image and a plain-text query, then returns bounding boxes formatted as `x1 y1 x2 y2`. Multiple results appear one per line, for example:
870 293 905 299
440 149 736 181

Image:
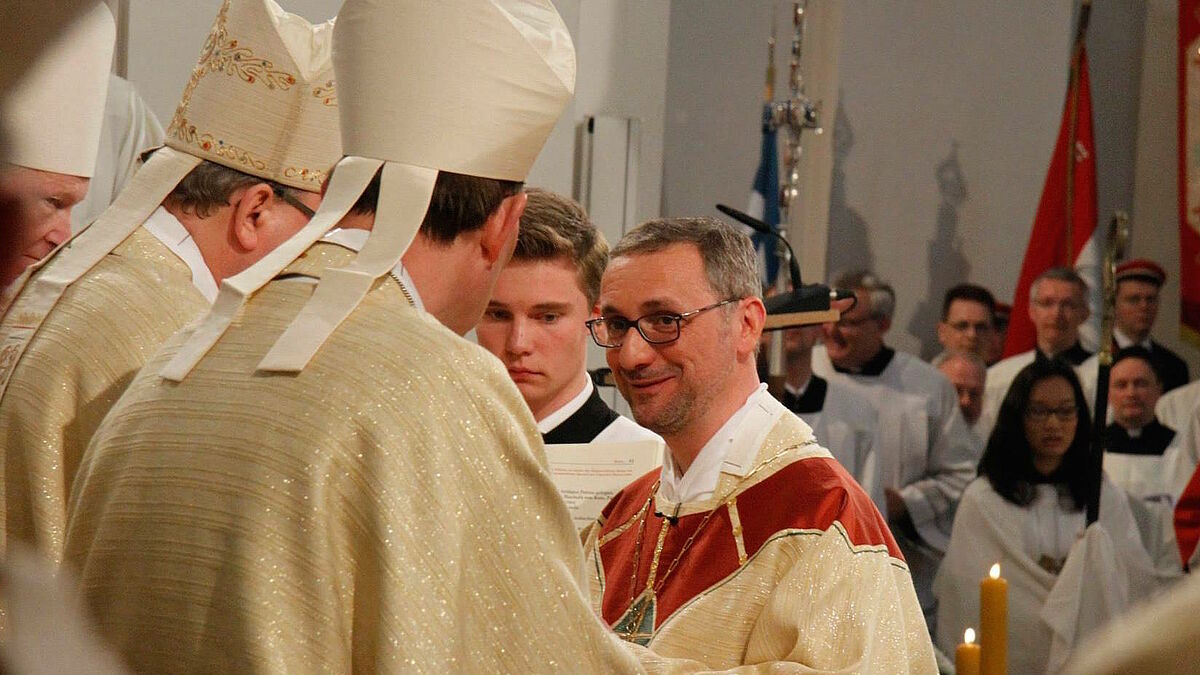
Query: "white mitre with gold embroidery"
0 2 114 177
161 0 576 380
1 0 341 333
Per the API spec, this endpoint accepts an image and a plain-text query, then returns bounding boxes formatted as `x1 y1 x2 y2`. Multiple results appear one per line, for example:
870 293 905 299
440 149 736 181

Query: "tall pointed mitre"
0 2 115 177
5 0 342 321
161 0 576 380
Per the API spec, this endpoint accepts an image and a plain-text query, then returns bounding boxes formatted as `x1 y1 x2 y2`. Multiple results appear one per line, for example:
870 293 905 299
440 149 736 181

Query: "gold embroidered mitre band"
0 2 114 177
162 0 576 380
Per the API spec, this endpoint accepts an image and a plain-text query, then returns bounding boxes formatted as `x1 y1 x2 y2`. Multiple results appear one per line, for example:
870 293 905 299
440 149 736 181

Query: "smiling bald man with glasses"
581 216 935 672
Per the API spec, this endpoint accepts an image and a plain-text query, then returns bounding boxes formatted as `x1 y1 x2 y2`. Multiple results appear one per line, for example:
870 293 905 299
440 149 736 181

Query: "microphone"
716 204 803 289
715 204 858 327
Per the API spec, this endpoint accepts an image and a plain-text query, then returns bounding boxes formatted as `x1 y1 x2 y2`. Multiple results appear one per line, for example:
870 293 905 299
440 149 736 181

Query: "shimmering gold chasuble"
64 242 641 674
0 227 207 563
584 412 938 673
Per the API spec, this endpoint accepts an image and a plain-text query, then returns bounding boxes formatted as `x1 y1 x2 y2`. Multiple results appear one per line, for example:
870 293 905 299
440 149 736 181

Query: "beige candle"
980 563 1007 675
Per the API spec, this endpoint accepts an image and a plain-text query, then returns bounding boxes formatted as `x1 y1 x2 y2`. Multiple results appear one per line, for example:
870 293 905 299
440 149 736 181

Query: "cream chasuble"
63 242 641 674
0 225 207 564
584 409 936 673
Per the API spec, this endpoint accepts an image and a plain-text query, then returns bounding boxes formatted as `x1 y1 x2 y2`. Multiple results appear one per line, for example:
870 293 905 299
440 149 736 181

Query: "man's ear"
229 183 274 252
480 191 528 265
738 297 767 356
878 315 892 333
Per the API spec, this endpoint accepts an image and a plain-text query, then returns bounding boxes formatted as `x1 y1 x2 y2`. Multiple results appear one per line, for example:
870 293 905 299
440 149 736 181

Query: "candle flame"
964 628 976 644
989 563 1000 579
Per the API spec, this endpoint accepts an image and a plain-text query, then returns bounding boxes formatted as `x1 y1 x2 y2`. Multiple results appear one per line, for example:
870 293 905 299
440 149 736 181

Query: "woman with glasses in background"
933 358 1165 674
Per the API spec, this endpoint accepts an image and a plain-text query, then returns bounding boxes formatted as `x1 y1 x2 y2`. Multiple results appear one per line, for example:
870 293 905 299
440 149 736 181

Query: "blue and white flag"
746 103 781 287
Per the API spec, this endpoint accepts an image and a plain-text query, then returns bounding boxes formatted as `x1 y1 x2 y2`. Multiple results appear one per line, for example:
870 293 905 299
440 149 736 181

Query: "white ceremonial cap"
162 0 342 192
162 0 576 380
6 0 342 326
0 2 115 177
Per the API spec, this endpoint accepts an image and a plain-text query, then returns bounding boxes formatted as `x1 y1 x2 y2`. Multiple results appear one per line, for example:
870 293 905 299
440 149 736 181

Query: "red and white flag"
1004 29 1099 358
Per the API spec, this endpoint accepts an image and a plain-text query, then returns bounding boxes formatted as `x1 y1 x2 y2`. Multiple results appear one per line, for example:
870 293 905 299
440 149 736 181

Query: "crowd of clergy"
1 1 1199 673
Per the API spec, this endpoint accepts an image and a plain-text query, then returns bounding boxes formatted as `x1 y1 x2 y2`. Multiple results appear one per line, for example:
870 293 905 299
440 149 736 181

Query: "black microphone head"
716 203 772 235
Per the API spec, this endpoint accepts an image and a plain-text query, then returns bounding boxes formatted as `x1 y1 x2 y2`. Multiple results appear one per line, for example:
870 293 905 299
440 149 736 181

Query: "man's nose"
506 319 532 355
45 216 71 246
615 327 656 370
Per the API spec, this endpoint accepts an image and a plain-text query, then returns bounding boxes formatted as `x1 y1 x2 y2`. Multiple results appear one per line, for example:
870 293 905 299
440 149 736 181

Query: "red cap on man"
1115 259 1167 287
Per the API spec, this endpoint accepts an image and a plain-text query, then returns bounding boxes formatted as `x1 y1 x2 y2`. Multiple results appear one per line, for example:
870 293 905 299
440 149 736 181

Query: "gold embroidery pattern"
171 123 268 171
283 167 327 187
166 0 299 171
313 80 336 106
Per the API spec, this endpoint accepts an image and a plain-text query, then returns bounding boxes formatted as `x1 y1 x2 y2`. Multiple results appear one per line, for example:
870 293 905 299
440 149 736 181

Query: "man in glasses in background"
582 217 935 671
934 283 1000 366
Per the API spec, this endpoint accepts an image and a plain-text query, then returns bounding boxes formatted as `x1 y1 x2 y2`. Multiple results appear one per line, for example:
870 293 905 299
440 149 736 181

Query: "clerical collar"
537 377 592 434
142 206 218 302
784 375 827 414
1105 419 1176 456
659 384 783 503
1036 342 1091 366
319 228 425 311
1113 327 1151 350
833 345 895 376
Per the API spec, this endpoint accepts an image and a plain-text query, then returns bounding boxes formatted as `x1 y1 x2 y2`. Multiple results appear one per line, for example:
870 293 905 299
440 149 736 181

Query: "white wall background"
117 0 1196 373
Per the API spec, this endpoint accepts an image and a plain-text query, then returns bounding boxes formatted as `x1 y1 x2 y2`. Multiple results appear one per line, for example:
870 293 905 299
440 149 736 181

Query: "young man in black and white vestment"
477 188 657 445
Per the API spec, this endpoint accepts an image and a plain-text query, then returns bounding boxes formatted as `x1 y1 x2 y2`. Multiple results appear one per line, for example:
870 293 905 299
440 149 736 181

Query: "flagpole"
1087 211 1129 525
1064 0 1092 263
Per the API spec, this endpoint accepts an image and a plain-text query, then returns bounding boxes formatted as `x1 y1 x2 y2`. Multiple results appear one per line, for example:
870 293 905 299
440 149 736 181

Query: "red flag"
1003 42 1098 358
1179 0 1200 348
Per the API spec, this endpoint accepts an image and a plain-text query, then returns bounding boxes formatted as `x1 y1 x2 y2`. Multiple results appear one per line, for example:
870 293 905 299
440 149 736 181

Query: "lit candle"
957 628 981 675
980 563 1007 675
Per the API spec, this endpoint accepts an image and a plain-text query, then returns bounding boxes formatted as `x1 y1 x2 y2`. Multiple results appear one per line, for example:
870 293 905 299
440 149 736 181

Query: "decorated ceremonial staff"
1086 211 1129 525
718 2 836 400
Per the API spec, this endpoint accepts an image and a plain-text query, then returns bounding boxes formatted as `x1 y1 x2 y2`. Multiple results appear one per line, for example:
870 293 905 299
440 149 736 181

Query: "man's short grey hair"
1030 266 1087 305
610 217 761 300
937 349 987 377
832 270 895 321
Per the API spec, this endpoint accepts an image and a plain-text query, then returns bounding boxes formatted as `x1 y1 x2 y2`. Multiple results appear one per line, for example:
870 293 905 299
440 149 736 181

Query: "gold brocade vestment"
0 227 207 564
64 242 641 674
584 411 938 673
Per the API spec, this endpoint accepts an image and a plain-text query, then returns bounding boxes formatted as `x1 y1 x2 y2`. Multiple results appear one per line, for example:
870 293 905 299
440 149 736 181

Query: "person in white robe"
981 267 1093 438
935 358 1173 674
779 322 884 513
1104 347 1190 505
70 74 165 231
811 270 979 629
937 350 987 447
476 187 658 446
0 2 114 288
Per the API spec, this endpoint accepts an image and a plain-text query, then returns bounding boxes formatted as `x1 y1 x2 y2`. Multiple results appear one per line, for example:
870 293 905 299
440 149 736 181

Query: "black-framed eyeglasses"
275 187 316 218
1025 405 1078 422
586 298 739 348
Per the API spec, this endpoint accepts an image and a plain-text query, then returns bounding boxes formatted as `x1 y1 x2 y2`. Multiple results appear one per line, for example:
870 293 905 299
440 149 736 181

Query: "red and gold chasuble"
586 411 936 672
